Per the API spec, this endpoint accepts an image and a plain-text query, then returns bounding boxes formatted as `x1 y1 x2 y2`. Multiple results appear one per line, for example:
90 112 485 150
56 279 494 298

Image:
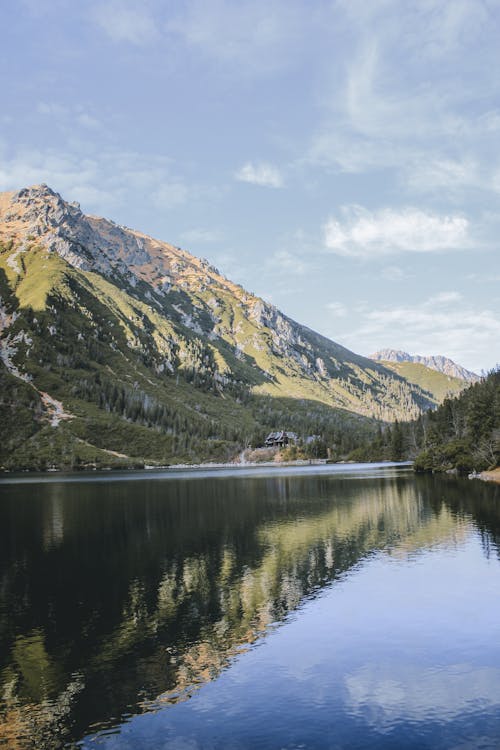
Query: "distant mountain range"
0 185 472 468
370 349 480 383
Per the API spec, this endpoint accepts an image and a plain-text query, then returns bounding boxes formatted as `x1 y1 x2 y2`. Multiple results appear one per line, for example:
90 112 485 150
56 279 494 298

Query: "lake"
0 463 499 749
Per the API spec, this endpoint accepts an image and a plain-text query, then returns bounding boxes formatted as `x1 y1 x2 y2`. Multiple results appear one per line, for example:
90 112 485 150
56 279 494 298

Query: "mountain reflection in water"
0 468 498 749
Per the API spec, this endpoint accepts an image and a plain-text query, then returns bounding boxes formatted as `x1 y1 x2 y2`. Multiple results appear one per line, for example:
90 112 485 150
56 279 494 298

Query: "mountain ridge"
370 349 479 382
0 184 470 468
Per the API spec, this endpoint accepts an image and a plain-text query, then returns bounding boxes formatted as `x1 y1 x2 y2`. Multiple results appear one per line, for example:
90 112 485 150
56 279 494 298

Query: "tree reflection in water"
0 471 498 748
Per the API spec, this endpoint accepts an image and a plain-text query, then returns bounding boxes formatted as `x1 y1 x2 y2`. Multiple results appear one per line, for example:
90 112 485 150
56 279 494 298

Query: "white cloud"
323 206 470 258
426 291 462 305
0 146 190 217
304 0 500 206
76 113 101 130
347 294 500 373
235 162 284 188
91 2 158 45
0 149 109 204
407 156 478 192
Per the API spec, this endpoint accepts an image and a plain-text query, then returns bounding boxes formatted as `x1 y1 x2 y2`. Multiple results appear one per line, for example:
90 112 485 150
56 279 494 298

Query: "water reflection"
0 470 498 748
345 662 500 727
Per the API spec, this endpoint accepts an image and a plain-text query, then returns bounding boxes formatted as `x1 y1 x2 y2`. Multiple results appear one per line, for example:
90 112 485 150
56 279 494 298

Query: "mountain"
370 349 480 382
0 185 454 469
368 360 470 404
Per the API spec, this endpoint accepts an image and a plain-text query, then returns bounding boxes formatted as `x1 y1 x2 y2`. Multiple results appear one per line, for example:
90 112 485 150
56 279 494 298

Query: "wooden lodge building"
264 430 298 448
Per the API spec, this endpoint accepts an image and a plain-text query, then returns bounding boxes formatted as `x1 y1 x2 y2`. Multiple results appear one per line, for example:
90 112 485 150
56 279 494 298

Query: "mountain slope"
0 185 450 468
372 360 469 403
414 368 500 473
370 349 479 382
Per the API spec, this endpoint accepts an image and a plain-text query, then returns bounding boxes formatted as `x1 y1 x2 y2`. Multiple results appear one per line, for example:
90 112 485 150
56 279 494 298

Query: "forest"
343 368 500 473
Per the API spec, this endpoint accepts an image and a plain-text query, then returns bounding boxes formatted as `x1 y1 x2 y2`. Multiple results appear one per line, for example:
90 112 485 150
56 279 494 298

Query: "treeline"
354 372 433 422
345 368 500 473
413 367 500 473
70 374 243 442
248 394 377 456
0 364 43 463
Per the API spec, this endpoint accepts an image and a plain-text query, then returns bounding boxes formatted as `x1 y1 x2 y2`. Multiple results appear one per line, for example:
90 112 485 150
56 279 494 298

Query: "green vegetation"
0 365 42 461
378 360 467 403
343 368 500 474
0 233 479 471
413 368 500 474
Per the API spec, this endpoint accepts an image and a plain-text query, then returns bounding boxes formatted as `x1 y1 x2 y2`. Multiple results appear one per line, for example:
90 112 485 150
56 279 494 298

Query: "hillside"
373 360 469 403
0 184 453 469
370 349 479 382
414 368 500 473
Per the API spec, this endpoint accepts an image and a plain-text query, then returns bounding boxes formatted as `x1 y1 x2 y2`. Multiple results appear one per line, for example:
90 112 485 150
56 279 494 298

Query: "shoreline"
0 460 414 484
476 468 500 484
1 458 413 475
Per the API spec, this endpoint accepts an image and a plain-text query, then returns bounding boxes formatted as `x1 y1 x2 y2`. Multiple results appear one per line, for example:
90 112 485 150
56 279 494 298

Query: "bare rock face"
2 184 100 272
0 184 154 279
370 348 479 382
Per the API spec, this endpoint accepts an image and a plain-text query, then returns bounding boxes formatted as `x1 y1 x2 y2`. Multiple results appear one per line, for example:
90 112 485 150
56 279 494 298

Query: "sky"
1 0 499 373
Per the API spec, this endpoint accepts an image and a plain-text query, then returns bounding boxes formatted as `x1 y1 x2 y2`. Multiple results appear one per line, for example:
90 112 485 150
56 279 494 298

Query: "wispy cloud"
426 291 462 305
346 293 499 373
19 0 75 17
404 154 500 197
305 0 500 208
265 249 309 275
0 145 190 217
91 2 158 45
37 101 102 130
153 181 188 209
380 265 407 282
326 301 347 317
180 228 221 244
166 0 307 73
323 206 470 257
235 162 284 188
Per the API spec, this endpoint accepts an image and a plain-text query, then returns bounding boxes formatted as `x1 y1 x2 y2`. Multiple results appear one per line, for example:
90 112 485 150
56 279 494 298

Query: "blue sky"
1 0 499 372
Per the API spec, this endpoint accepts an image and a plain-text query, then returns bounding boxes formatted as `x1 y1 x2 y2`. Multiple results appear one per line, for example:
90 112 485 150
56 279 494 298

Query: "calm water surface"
0 463 499 749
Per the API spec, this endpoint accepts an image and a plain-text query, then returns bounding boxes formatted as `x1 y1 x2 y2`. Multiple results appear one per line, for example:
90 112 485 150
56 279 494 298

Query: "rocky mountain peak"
0 184 156 278
0 184 258 306
370 349 479 382
11 184 82 228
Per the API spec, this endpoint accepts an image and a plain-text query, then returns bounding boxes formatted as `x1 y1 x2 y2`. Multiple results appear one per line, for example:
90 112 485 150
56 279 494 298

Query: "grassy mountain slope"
370 349 479 382
376 360 468 403
0 184 456 469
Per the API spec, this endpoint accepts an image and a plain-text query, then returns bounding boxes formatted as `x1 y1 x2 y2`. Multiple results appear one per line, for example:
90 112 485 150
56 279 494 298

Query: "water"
0 464 499 749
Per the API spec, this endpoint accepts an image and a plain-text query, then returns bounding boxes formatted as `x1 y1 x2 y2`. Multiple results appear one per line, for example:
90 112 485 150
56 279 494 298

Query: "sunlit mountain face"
0 186 466 470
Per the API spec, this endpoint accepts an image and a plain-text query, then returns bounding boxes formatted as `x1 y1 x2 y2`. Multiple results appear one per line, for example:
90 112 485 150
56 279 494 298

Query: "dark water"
1 464 500 749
